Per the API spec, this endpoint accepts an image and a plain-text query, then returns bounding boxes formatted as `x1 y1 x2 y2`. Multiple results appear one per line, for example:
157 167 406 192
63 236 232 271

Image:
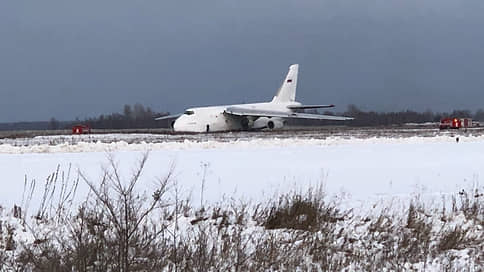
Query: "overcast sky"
1 1 483 122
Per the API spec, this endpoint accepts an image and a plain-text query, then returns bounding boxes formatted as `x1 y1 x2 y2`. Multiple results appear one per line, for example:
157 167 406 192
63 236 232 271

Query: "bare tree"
79 152 172 271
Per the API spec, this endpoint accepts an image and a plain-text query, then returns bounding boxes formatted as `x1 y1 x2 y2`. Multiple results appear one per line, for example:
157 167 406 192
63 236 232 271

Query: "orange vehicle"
439 118 472 129
72 125 91 134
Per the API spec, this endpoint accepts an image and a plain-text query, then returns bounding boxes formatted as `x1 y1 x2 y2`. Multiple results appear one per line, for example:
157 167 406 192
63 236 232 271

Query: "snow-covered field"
0 133 483 210
1 132 483 271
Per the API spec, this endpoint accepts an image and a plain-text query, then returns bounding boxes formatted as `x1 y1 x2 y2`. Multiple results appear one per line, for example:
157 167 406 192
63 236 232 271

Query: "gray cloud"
1 0 483 121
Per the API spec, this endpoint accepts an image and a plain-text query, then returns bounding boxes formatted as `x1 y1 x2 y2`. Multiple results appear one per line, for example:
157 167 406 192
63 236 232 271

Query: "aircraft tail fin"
272 64 298 103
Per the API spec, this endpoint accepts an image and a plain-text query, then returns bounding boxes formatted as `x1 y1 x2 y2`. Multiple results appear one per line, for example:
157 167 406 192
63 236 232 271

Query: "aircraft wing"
155 113 182 121
287 104 334 110
224 107 353 121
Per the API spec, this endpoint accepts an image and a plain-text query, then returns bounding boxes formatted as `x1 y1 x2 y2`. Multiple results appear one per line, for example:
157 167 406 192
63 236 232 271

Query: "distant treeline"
288 104 484 127
72 103 169 130
1 104 484 131
321 104 484 127
0 121 51 131
0 104 169 131
45 104 169 130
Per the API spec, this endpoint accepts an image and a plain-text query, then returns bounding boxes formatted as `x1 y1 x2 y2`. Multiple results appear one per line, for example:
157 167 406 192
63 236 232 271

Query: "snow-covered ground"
1 133 483 271
0 134 483 211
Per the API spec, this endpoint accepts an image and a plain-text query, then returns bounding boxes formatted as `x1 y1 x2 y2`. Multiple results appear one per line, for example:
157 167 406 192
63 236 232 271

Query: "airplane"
156 64 353 132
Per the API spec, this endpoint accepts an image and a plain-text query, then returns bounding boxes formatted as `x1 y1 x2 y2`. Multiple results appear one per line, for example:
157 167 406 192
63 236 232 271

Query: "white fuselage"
173 101 300 132
164 64 352 132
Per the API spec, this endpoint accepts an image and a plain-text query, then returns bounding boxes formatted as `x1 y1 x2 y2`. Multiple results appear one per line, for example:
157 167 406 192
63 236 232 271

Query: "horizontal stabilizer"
225 107 353 121
287 104 335 110
155 113 182 121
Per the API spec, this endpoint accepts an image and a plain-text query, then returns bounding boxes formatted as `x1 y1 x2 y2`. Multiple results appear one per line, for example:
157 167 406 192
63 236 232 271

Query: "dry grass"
0 158 482 271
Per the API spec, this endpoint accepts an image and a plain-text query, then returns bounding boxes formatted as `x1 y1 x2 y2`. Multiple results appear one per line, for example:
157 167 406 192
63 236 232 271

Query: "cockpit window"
184 110 194 115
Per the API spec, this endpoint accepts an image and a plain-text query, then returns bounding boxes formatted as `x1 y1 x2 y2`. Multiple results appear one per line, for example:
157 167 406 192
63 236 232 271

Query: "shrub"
264 186 342 231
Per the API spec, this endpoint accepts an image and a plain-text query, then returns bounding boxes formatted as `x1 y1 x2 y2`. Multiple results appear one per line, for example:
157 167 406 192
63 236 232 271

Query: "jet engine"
253 117 285 130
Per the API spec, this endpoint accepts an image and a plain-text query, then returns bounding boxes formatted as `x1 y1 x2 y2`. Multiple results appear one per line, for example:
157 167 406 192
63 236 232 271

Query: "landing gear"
206 124 210 132
241 118 249 130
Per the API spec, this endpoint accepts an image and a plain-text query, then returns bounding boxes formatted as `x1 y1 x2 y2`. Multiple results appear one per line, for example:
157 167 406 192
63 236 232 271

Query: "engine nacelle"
253 117 285 130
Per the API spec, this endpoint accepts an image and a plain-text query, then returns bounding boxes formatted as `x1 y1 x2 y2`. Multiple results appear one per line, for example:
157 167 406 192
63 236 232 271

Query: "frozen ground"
1 126 483 146
1 131 483 271
0 132 483 212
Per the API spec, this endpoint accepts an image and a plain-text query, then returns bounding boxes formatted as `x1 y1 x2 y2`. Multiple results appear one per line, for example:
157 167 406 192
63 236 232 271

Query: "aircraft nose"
173 117 189 132
173 119 182 132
